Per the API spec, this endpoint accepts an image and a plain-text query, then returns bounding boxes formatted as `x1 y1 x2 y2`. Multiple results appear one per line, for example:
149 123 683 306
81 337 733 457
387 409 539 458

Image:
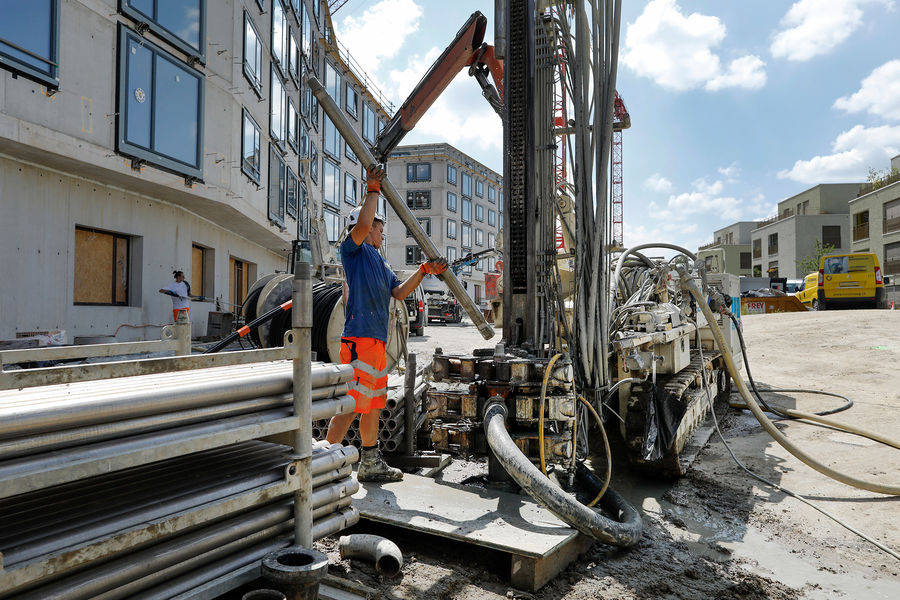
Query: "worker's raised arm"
392 259 448 301
350 166 384 246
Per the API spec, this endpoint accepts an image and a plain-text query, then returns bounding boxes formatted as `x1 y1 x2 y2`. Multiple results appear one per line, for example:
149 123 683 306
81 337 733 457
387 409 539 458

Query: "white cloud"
621 0 765 92
705 55 767 91
646 176 771 225
718 161 741 179
643 173 673 192
833 59 900 121
778 124 900 183
335 0 423 85
770 0 893 62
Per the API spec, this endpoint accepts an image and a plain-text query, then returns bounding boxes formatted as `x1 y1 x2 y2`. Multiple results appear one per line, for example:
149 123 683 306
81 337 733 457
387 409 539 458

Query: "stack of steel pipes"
313 372 427 453
0 361 360 599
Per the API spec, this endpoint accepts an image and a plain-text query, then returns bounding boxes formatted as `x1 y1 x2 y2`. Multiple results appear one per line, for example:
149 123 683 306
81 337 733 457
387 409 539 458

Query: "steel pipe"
338 534 403 578
310 464 352 489
308 76 494 340
0 363 353 440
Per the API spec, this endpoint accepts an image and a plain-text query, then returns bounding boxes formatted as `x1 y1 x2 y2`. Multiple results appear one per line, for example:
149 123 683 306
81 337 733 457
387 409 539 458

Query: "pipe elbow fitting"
338 534 403 577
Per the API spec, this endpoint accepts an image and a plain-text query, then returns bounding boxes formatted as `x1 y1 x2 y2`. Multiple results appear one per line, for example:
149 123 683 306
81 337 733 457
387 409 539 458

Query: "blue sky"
333 0 900 251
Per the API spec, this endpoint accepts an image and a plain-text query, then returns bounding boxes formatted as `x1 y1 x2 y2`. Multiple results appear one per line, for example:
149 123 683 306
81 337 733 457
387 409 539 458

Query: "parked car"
426 291 463 324
795 272 819 308
785 279 804 294
816 252 884 310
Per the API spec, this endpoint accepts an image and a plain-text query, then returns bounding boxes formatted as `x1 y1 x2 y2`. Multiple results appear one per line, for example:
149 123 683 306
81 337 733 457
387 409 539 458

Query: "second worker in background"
325 165 448 482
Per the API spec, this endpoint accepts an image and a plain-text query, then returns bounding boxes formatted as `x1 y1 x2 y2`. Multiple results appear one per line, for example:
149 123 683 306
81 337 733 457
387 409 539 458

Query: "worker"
159 270 191 322
325 165 447 482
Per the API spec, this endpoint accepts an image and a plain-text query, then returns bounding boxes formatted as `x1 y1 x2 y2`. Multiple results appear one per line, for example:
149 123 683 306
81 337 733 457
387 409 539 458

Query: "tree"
796 239 834 275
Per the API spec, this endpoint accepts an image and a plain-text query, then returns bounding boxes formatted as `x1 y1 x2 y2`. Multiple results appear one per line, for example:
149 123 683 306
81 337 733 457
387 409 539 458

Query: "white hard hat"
347 205 385 229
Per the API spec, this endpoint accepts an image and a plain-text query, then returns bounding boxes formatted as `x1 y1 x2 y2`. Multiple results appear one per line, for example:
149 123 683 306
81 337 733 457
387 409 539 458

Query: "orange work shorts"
173 307 190 322
340 337 388 414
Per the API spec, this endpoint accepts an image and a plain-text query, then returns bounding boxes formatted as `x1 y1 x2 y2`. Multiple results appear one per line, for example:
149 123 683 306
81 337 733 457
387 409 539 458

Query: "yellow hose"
684 277 900 495
538 353 564 476
578 396 611 506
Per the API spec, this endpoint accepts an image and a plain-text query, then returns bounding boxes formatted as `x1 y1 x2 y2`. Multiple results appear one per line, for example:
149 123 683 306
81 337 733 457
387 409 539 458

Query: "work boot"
357 446 403 483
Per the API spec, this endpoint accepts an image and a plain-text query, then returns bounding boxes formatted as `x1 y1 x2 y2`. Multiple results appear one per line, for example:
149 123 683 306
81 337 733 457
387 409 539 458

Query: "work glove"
366 165 385 194
420 258 448 276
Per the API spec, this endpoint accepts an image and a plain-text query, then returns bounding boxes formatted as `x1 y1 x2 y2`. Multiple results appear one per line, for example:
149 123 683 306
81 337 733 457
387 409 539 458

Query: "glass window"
298 183 309 240
310 92 319 129
323 114 341 159
268 145 286 225
475 204 484 222
286 167 299 218
325 61 341 103
270 65 286 145
446 191 458 212
324 208 340 242
299 122 308 177
488 185 496 203
0 1 60 86
118 28 204 178
499 212 503 228
822 225 842 248
288 27 300 82
309 140 318 183
447 164 457 185
405 190 431 209
271 0 287 72
323 158 340 208
345 83 359 118
301 81 310 120
243 12 263 94
301 2 311 58
407 163 431 182
378 194 387 220
488 208 496 226
121 0 204 59
461 172 472 198
344 172 358 206
884 241 900 275
499 190 504 212
476 259 483 271
447 219 457 239
345 141 357 163
379 117 386 133
407 218 431 237
475 229 484 246
488 232 496 248
462 198 472 223
447 246 458 262
241 109 261 183
406 245 425 265
461 224 472 249
475 179 484 197
287 98 299 152
363 103 377 143
313 0 321 22
73 227 130 305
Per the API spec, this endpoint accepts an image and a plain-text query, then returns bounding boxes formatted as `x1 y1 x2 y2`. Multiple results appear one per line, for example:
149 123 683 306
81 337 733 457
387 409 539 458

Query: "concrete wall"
849 179 900 271
0 155 283 340
698 244 752 276
751 214 850 279
777 183 858 217
712 221 757 245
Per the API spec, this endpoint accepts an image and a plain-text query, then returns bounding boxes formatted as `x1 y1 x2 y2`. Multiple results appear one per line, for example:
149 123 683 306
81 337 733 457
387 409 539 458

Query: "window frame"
73 226 131 306
447 219 457 239
287 96 299 153
344 171 358 206
325 60 341 104
323 113 341 160
475 228 484 246
462 197 472 224
345 82 359 118
447 246 458 262
286 167 299 218
475 179 484 197
322 157 341 209
271 0 288 76
405 190 431 209
447 191 457 212
488 208 496 226
324 207 341 242
0 0 60 87
241 108 262 183
488 185 496 204
242 11 264 96
268 144 286 226
269 64 287 148
362 103 377 143
475 204 484 222
116 25 205 179
461 172 473 198
407 218 431 237
407 162 432 182
309 140 318 183
461 224 472 249
120 0 206 62
447 163 458 185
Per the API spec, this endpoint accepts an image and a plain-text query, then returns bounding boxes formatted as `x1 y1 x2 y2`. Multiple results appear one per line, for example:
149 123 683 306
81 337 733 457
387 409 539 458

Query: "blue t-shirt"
340 236 401 342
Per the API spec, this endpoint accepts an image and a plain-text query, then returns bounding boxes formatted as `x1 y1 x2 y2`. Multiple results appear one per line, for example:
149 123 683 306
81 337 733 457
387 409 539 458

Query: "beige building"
849 155 900 279
697 221 758 276
383 143 503 306
0 1 391 340
749 184 859 279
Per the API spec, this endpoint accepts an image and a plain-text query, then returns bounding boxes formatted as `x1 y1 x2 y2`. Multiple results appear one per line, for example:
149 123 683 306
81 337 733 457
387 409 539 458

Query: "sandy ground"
317 311 900 599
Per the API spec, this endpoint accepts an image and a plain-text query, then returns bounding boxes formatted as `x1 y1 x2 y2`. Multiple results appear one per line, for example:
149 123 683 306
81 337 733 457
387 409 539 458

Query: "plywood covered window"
74 227 129 305
230 257 254 309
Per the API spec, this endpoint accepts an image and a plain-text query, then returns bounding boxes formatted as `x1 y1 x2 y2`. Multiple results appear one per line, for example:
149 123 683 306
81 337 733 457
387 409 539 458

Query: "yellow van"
816 252 884 310
795 272 819 308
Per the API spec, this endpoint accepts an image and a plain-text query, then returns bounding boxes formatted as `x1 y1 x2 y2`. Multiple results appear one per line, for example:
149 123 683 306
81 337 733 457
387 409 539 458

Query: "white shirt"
164 281 190 310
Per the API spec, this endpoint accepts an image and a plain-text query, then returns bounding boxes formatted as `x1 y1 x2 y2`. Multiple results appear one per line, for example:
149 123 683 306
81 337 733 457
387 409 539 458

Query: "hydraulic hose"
538 353 565 475
483 402 642 546
577 396 611 507
681 274 900 495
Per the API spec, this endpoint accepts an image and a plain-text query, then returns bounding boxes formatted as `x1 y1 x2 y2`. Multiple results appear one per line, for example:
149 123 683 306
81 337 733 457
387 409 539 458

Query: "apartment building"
383 143 503 306
697 221 758 276
0 1 391 340
849 155 900 278
749 183 858 279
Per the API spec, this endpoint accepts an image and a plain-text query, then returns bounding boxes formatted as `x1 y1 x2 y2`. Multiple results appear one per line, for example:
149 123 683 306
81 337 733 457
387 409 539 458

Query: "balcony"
858 171 900 197
884 216 900 235
767 246 778 256
752 247 761 259
698 240 720 251
884 256 900 276
853 222 870 241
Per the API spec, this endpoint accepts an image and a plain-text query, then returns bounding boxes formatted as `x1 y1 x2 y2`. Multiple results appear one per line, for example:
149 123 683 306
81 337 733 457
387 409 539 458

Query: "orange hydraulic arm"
373 11 504 161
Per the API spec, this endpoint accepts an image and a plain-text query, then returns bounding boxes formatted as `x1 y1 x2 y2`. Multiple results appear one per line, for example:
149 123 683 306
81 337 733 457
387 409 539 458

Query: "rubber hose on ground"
483 402 642 546
681 273 900 496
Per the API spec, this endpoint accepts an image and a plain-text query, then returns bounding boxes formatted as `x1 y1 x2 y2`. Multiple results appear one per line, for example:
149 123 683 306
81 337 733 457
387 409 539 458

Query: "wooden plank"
353 474 581 559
